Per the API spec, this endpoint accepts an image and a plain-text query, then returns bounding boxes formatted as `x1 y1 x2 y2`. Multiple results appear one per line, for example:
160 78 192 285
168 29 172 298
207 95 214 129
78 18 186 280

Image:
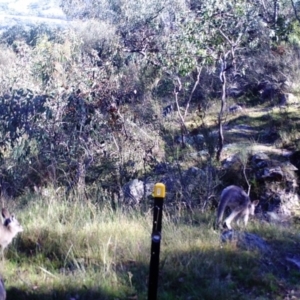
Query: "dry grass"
0 188 299 299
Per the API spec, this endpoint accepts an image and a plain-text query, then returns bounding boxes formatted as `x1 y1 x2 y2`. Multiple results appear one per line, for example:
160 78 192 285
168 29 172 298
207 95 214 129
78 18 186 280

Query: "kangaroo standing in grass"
0 208 23 259
216 185 259 230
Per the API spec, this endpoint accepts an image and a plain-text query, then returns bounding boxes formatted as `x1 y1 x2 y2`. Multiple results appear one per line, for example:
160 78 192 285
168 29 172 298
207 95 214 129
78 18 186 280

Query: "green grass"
2 190 300 299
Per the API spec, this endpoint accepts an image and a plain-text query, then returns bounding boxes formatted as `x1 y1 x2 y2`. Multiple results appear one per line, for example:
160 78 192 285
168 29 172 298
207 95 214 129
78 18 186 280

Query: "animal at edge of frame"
0 208 23 260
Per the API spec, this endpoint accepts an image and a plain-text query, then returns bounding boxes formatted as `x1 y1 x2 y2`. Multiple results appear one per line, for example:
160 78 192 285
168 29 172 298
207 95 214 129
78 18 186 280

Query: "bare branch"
291 0 300 23
174 77 188 136
184 66 202 119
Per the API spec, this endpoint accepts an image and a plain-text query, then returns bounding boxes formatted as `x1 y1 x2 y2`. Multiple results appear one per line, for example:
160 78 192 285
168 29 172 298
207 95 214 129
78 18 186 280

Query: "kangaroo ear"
252 200 259 206
1 208 9 219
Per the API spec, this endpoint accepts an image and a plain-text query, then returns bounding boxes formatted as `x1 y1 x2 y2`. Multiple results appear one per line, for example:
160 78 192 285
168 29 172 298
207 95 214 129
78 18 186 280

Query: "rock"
153 165 210 206
251 153 297 184
175 134 205 147
222 153 242 170
261 166 284 181
227 88 244 98
221 150 299 219
221 230 270 252
251 152 270 165
284 93 298 106
228 104 244 114
123 179 154 206
289 151 300 175
265 211 291 224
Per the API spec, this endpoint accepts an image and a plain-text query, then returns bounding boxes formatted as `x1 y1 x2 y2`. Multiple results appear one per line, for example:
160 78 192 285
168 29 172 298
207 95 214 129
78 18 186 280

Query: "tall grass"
1 188 300 299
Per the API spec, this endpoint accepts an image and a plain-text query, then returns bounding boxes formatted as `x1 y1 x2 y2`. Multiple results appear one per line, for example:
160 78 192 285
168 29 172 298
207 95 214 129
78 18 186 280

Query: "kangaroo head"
2 209 23 234
248 200 259 215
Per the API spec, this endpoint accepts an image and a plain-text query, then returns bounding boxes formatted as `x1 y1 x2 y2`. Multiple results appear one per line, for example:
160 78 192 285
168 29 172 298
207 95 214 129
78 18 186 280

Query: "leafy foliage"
0 0 299 201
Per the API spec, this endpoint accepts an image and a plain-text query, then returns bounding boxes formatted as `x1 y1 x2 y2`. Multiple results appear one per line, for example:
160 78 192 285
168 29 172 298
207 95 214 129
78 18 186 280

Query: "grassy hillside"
2 2 300 298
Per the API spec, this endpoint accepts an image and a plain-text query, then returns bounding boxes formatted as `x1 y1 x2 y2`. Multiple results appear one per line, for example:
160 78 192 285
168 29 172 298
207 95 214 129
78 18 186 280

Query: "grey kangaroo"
216 185 259 230
0 208 23 259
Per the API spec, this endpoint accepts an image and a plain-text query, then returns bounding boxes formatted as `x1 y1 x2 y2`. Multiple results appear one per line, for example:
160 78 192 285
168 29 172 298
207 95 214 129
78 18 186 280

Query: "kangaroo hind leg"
223 209 241 230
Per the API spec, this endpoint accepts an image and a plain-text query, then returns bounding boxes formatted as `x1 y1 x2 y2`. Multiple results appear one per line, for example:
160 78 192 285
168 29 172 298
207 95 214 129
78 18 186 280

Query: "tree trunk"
77 157 86 201
216 62 227 161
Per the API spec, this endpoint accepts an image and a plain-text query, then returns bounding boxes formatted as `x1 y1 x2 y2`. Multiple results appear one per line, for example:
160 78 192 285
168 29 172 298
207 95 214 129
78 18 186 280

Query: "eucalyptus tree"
157 1 262 160
201 0 260 161
58 0 193 199
60 1 260 160
56 0 298 197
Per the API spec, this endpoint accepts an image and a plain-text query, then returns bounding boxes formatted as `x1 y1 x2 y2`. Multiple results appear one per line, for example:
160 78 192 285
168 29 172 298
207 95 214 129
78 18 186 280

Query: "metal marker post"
148 183 166 300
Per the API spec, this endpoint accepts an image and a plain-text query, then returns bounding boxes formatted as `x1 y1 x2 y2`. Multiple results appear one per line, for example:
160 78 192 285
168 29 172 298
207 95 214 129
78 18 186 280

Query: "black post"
148 183 165 300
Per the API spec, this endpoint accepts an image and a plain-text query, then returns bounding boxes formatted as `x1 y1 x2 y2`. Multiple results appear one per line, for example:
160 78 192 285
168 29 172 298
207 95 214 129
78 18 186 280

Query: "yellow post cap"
153 183 166 198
